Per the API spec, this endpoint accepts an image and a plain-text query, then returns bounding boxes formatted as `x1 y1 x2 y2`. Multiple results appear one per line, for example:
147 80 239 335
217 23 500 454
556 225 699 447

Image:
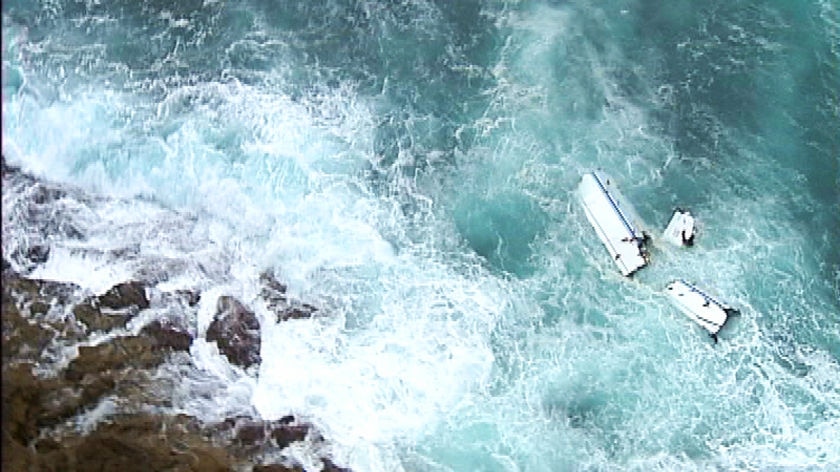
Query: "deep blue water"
3 1 839 470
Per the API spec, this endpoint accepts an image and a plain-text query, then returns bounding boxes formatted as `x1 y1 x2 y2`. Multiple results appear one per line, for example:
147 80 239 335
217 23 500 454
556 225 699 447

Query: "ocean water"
3 0 839 470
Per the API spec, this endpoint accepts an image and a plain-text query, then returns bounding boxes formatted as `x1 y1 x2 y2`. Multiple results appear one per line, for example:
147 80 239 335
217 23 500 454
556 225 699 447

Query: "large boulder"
98 281 149 310
206 296 261 369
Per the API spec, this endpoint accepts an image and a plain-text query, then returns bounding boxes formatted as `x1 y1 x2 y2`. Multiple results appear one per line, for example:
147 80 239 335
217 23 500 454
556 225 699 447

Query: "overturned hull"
663 209 696 247
577 172 649 276
665 280 737 342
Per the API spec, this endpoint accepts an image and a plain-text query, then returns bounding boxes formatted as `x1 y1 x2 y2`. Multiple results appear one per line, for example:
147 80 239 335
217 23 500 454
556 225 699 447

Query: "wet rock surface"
73 280 150 334
2 163 347 471
261 271 319 322
207 295 262 369
2 269 347 471
98 280 150 310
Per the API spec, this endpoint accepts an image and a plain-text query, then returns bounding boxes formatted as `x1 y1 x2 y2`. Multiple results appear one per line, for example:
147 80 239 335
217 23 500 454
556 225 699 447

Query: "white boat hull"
578 172 648 276
663 209 696 246
665 280 735 340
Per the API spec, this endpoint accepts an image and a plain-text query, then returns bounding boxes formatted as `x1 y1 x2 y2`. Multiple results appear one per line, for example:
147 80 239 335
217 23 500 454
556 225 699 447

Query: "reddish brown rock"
63 331 184 383
2 171 354 472
271 423 310 449
72 300 132 333
2 298 55 362
30 414 239 472
206 296 261 369
140 319 193 352
98 280 149 310
72 281 150 333
2 362 44 445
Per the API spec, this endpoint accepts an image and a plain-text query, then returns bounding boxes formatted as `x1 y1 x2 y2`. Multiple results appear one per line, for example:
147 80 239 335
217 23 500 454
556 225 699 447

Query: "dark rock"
2 273 40 297
0 179 355 472
2 273 88 366
2 362 43 445
279 415 295 425
38 376 117 428
259 271 319 323
323 458 353 472
260 271 288 301
277 303 318 322
206 296 261 369
36 414 237 472
30 183 66 205
270 423 309 449
73 300 132 333
29 300 50 316
140 320 193 351
64 337 164 382
235 422 267 444
99 281 149 310
25 245 50 264
2 429 40 471
254 464 302 472
33 436 62 455
72 281 150 333
218 415 309 450
28 276 79 303
175 289 201 307
1 154 16 176
260 271 289 316
2 289 55 362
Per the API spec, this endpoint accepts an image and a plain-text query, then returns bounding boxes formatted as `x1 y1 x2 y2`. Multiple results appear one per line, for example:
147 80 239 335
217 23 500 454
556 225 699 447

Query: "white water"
3 3 840 471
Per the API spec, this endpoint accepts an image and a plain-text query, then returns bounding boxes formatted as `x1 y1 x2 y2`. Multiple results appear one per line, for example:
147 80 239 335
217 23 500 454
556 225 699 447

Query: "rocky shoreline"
2 158 351 471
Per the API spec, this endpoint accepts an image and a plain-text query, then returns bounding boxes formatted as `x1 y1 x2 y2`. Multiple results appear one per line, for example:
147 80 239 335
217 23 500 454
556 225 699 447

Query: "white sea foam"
4 3 840 471
27 246 133 294
253 254 504 469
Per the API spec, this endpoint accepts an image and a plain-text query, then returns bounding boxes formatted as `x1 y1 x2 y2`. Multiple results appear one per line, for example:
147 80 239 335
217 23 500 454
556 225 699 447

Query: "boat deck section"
578 172 648 276
665 279 733 338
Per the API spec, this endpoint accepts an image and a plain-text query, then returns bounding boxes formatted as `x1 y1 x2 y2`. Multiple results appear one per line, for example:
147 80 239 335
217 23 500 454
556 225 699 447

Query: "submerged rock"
207 295 262 369
260 271 318 322
174 288 202 307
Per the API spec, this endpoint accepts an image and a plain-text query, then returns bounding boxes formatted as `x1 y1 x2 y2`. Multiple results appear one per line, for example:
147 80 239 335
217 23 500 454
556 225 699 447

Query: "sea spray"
3 1 839 471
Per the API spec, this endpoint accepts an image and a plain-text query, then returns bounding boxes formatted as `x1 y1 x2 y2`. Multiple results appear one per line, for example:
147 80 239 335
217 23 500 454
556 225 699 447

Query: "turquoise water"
3 1 839 470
